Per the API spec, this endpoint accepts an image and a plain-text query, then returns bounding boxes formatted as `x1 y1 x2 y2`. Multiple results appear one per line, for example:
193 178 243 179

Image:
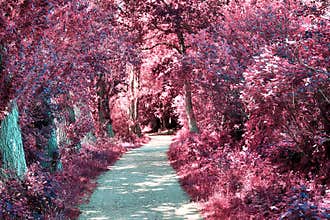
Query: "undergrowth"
168 131 330 219
0 140 126 219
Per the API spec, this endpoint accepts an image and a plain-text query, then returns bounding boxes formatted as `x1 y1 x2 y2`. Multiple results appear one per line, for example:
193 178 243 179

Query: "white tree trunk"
184 80 199 133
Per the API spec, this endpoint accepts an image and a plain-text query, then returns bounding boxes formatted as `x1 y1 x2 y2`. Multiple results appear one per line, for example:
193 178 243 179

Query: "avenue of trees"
0 0 329 219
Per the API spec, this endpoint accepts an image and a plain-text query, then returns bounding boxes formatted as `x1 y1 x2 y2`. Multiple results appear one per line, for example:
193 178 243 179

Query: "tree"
0 0 55 177
127 63 142 136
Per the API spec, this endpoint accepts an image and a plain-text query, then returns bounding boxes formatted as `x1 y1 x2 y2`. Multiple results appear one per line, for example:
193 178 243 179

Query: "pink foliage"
0 0 329 219
0 140 126 219
168 0 329 219
169 130 329 219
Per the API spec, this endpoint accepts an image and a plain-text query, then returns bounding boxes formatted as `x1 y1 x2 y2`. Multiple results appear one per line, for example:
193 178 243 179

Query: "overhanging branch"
142 42 181 54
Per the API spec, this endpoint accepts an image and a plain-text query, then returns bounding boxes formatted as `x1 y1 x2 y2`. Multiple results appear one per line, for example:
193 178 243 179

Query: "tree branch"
142 42 181 54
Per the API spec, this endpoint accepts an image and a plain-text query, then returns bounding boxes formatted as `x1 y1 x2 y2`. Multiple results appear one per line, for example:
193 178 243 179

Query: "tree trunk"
128 63 142 137
0 100 27 179
184 80 199 133
46 122 62 173
69 105 83 150
96 73 115 138
177 31 200 133
56 107 71 147
56 103 82 151
81 106 97 144
34 91 62 173
0 44 3 73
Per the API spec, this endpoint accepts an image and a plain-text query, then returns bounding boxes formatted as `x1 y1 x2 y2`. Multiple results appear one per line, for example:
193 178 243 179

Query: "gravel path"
79 135 202 220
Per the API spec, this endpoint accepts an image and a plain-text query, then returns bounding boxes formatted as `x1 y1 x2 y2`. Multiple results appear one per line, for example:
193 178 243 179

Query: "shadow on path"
79 135 202 220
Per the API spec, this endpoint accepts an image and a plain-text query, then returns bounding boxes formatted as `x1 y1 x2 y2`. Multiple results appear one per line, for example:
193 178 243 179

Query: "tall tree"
0 0 54 177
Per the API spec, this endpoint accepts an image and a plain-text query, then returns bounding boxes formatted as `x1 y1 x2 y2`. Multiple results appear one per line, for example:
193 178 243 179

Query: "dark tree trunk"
96 73 115 138
33 89 62 173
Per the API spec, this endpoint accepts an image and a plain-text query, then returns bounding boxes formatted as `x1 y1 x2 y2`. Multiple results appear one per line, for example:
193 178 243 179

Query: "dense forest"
0 0 329 219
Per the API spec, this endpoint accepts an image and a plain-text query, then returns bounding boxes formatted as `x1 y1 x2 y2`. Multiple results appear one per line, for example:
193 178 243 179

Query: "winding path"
79 135 202 220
